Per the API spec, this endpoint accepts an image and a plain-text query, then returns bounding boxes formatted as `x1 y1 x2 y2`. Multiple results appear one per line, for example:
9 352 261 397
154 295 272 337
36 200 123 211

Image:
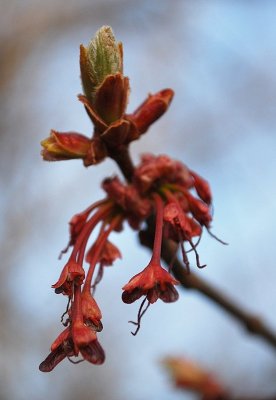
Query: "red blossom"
52 261 85 296
39 337 75 372
39 327 74 372
86 239 121 267
39 321 105 372
50 327 71 352
134 154 193 193
163 201 202 241
102 176 152 229
185 191 212 228
123 193 178 304
72 321 105 365
122 262 179 304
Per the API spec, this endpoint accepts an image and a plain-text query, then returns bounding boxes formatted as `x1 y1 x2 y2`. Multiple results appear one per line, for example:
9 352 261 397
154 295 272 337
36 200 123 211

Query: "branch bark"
162 239 276 349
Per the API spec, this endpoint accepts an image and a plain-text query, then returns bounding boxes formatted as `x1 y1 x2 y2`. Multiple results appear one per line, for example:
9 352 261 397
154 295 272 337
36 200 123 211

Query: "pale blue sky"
1 1 276 399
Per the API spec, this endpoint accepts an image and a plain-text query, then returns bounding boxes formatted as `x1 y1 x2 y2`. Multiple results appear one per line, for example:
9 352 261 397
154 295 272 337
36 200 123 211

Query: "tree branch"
140 220 276 350
161 239 276 350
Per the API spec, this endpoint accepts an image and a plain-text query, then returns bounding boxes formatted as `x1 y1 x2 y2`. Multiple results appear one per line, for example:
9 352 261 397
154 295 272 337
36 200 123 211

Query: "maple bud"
126 89 174 135
80 26 129 124
41 130 91 161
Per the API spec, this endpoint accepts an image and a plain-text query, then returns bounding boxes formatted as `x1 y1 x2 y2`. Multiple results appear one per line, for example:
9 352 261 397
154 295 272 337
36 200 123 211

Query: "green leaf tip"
80 26 123 103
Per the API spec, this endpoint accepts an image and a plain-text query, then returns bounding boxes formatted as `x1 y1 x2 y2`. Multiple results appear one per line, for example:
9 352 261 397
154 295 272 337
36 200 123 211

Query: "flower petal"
80 340 105 365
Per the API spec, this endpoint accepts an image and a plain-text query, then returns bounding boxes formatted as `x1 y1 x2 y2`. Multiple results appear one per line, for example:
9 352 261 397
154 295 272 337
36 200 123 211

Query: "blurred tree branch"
145 225 276 350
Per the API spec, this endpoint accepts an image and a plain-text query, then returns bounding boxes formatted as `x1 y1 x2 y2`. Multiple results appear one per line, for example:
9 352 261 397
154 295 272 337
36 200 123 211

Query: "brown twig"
142 219 276 350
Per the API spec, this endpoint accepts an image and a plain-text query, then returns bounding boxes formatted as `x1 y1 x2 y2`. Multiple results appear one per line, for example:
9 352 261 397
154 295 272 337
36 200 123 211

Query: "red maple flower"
163 201 202 241
134 154 193 194
72 320 105 365
122 193 178 304
39 322 105 372
102 176 152 229
122 262 179 304
52 261 85 296
86 239 121 267
39 328 75 372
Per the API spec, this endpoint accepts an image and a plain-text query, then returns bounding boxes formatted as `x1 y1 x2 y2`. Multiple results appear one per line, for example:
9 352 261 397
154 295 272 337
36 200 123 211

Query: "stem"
161 239 276 350
109 146 135 182
70 203 112 262
150 193 164 264
83 215 122 292
71 284 83 324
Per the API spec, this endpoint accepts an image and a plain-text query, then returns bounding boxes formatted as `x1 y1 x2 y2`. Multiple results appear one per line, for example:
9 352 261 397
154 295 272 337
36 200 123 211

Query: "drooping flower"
86 239 122 291
163 201 202 241
122 262 179 304
102 176 152 229
122 193 179 334
71 320 105 365
134 154 193 194
39 319 105 372
86 239 121 267
39 331 75 372
52 261 85 296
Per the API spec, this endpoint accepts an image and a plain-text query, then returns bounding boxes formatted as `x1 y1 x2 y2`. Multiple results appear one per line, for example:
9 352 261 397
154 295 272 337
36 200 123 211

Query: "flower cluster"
39 153 214 371
39 26 218 372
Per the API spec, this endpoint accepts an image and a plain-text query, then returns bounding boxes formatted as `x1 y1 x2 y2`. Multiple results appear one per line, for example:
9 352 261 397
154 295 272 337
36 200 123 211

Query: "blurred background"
1 0 276 399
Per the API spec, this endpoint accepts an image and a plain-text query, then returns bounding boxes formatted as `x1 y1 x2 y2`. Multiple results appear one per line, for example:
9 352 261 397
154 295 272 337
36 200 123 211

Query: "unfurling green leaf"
80 26 123 104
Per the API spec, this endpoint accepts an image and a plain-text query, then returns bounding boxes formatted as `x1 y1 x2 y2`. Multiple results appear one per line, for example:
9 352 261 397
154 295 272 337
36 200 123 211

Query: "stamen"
83 215 122 292
59 243 71 260
60 297 71 326
188 239 206 269
91 264 104 294
179 239 190 274
206 228 228 245
128 297 150 336
59 199 110 259
67 356 84 365
185 232 202 253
